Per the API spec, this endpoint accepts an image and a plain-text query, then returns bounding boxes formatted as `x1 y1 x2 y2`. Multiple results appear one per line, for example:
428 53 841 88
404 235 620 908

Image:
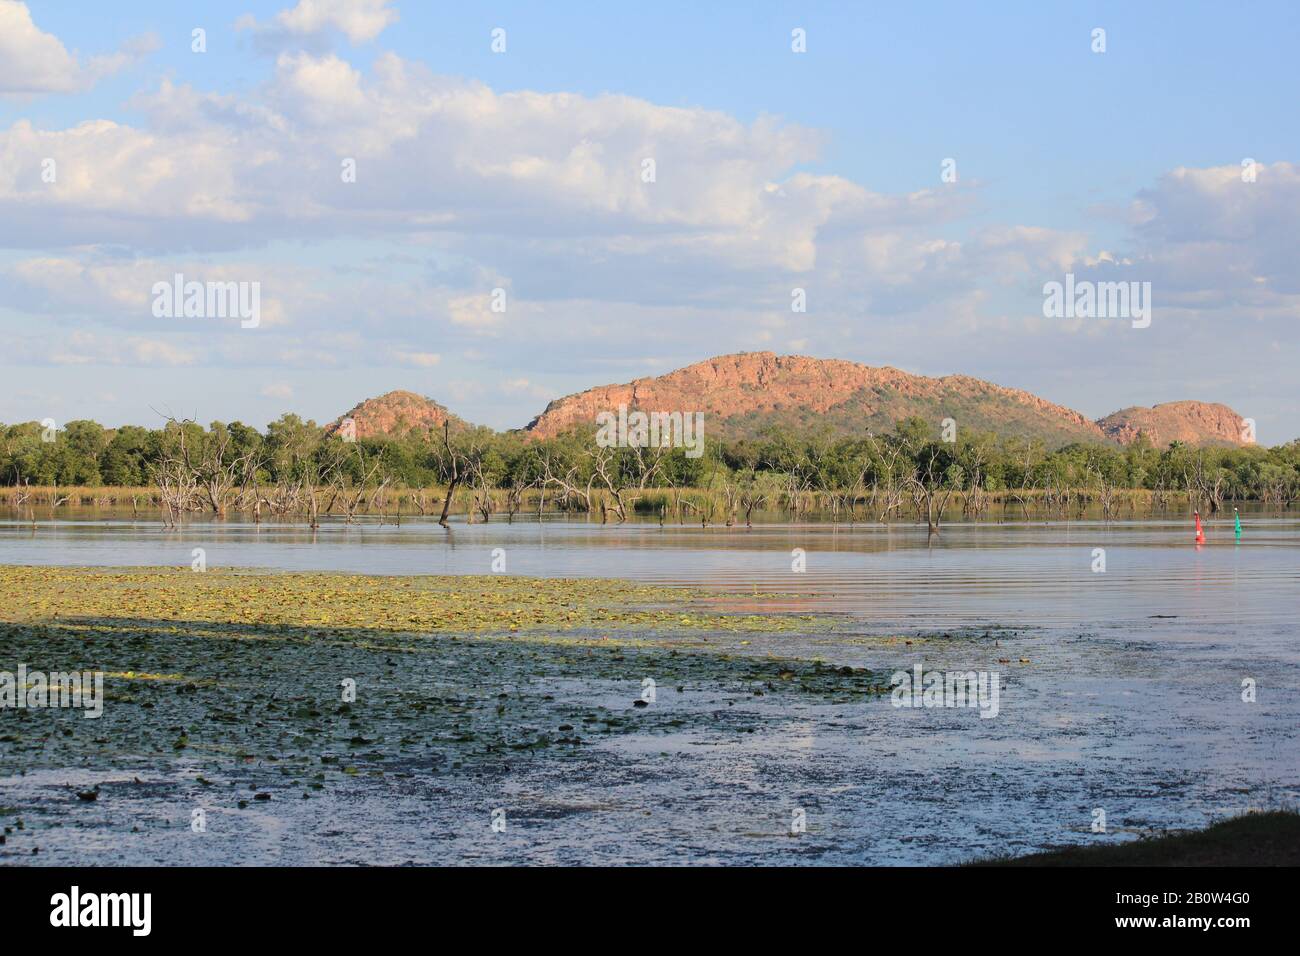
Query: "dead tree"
536 448 592 514
864 432 909 523
435 422 464 529
338 446 387 523
906 450 958 535
1006 439 1041 522
167 421 261 517
590 446 635 523
504 476 537 522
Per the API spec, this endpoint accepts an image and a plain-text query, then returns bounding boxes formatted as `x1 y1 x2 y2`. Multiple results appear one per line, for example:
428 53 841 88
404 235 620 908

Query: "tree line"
2 414 1297 525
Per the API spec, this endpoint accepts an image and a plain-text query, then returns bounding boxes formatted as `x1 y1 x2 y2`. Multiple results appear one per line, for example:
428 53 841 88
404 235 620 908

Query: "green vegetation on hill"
722 390 1101 449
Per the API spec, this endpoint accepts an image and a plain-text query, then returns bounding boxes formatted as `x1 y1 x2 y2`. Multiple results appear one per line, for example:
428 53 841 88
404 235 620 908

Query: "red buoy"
1194 510 1205 545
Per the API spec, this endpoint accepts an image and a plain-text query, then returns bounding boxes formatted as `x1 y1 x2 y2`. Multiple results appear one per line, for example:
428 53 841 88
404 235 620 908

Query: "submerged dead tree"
863 432 910 523
435 421 463 529
151 417 263 522
906 446 959 535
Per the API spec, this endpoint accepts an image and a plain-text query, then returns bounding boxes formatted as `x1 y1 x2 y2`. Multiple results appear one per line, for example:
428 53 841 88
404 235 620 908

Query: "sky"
1 0 1298 441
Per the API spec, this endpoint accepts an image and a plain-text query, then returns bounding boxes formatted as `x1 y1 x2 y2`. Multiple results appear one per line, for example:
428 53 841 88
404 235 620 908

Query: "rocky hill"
326 390 464 440
523 352 1111 447
334 355 1251 449
1097 401 1251 447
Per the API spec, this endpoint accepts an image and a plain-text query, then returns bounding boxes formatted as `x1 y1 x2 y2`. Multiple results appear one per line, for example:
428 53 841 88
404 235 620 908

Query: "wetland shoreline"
2 565 1293 866
2 566 894 864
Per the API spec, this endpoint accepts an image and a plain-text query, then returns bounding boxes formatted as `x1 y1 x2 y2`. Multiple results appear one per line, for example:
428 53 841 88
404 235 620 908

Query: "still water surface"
2 509 1297 864
3 509 1296 630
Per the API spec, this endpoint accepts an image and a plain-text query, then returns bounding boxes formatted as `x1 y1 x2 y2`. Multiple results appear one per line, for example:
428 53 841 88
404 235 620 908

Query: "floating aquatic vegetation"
0 565 885 863
0 566 821 638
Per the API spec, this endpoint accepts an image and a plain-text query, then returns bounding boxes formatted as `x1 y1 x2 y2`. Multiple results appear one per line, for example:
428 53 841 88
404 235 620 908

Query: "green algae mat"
0 565 813 639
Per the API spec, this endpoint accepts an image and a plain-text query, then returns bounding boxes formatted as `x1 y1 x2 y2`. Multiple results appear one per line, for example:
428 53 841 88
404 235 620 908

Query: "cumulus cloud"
0 1 155 96
0 26 1296 436
1021 160 1300 347
1127 161 1300 302
0 48 991 330
236 0 399 47
0 52 872 268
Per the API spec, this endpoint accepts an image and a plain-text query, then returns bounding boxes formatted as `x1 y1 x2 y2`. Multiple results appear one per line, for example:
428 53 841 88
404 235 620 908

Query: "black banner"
0 865 1281 941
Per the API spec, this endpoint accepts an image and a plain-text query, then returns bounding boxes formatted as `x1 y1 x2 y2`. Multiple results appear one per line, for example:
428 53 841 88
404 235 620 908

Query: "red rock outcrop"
326 390 459 440
523 352 1109 446
332 355 1250 449
1097 402 1251 447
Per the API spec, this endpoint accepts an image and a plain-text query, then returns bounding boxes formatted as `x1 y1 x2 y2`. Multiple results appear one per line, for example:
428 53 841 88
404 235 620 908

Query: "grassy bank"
972 810 1300 866
0 485 163 507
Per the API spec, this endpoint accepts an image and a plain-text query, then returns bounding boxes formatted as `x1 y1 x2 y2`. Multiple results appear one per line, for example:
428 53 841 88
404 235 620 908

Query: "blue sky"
2 0 1298 440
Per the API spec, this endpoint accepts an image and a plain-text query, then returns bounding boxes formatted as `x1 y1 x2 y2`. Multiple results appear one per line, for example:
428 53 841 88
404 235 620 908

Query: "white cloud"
501 377 552 400
447 293 505 331
237 0 399 45
45 331 196 367
4 256 287 324
0 1 154 96
392 351 442 367
0 34 1296 439
0 47 1008 339
1026 161 1300 335
1126 161 1300 301
0 117 254 227
0 52 864 272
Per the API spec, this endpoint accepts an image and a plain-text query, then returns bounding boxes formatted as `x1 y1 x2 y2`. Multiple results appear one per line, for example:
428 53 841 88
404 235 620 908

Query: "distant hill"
523 352 1109 447
326 390 466 440
1097 401 1251 447
334 354 1252 449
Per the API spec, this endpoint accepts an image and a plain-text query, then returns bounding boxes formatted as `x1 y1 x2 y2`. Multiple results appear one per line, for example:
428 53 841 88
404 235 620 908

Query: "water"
2 509 1296 631
2 509 1297 864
